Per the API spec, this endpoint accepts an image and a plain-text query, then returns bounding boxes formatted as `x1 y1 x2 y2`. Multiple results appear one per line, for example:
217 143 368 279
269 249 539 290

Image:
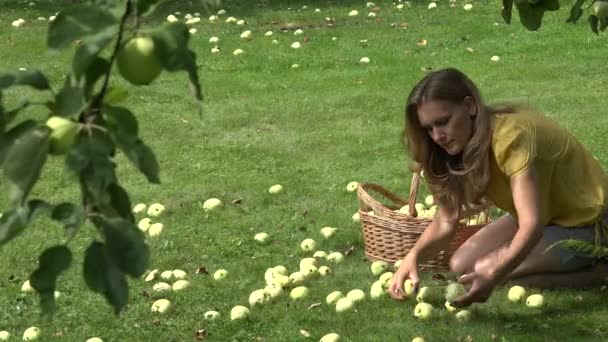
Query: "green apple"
290 286 309 300
335 297 355 312
370 260 389 276
148 223 163 237
424 195 434 207
138 218 152 232
300 238 317 252
116 36 162 85
172 280 191 291
593 0 608 20
273 265 288 276
415 202 426 213
370 280 387 299
444 301 457 312
213 269 228 280
264 268 276 284
394 259 402 270
273 274 291 287
249 289 271 307
268 184 284 194
0 331 10 341
445 282 466 302
289 271 306 285
320 227 337 239
508 285 526 302
526 294 544 308
320 333 341 342
346 181 359 192
326 291 344 305
352 212 360 222
398 205 410 214
160 270 174 281
21 280 34 293
144 269 158 282
133 203 147 214
54 291 61 300
318 266 332 276
147 203 166 216
414 302 434 319
327 252 344 263
172 269 187 280
300 263 318 278
22 327 40 341
46 116 80 155
264 283 284 300
153 282 171 292
151 299 173 314
455 309 472 322
346 289 366 303
416 286 442 305
204 310 220 320
230 305 250 320
412 337 426 342
255 232 271 244
313 250 328 259
86 338 104 342
378 272 394 288
203 198 223 211
403 279 416 296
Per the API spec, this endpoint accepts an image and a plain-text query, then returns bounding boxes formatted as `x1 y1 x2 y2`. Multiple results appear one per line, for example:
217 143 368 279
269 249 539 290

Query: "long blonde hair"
402 68 524 215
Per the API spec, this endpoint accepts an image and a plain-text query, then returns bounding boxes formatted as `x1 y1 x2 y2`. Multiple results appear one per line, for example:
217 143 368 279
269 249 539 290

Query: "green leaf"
0 70 51 91
84 57 110 99
94 216 149 277
51 202 84 236
115 137 160 184
103 105 138 136
566 0 587 23
29 245 72 316
0 120 38 166
545 238 608 258
72 27 117 81
54 82 87 117
47 6 118 51
83 241 129 314
3 126 50 206
502 0 514 24
104 87 129 105
107 183 135 223
137 0 163 16
65 130 115 176
146 22 203 112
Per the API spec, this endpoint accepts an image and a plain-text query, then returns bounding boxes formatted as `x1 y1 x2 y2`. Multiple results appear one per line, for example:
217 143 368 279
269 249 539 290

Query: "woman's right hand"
388 254 419 301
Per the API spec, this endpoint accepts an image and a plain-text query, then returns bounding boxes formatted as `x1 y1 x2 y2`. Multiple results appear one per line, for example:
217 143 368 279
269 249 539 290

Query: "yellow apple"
455 309 472 322
326 291 344 305
508 285 526 302
320 333 341 342
414 302 434 319
204 310 220 320
116 36 162 85
151 299 173 314
346 289 366 303
290 286 309 300
0 331 11 341
335 297 355 312
249 289 271 307
370 280 387 299
172 269 187 280
22 327 41 341
172 280 190 291
300 238 317 252
526 294 544 308
203 198 222 211
230 305 250 320
144 269 158 282
46 116 80 155
213 269 228 280
445 282 466 302
370 260 389 276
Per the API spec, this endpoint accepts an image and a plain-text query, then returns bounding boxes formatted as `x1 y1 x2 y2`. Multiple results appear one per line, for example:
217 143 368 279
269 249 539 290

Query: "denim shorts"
507 209 608 272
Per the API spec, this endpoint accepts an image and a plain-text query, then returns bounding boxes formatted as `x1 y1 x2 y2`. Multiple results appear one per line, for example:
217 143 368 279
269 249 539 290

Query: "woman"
388 68 608 308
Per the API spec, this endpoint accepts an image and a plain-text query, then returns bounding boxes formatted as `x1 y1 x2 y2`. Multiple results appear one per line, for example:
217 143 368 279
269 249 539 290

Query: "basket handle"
361 183 409 208
407 171 423 217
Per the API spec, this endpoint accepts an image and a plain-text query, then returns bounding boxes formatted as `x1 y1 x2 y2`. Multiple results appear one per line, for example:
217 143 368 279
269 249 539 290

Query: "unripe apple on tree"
46 116 80 155
116 36 162 85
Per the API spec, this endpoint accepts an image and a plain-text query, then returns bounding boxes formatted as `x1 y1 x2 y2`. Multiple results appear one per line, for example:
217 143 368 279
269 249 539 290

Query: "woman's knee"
449 250 471 274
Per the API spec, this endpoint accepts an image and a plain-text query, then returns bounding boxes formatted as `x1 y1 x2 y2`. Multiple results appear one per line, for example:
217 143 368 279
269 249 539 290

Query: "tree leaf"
115 136 160 184
502 0 514 24
29 245 72 316
72 27 117 81
3 126 50 206
566 0 587 23
83 241 129 314
107 183 135 223
137 0 163 16
47 5 118 51
545 238 608 258
94 216 149 278
0 70 51 91
54 81 87 117
103 105 138 136
51 202 84 236
65 130 115 176
104 87 129 105
0 120 38 166
84 57 110 100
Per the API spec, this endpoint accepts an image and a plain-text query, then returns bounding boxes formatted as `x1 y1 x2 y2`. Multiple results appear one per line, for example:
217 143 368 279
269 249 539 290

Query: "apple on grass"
203 198 223 211
378 272 394 287
254 232 271 244
320 333 340 342
327 252 344 263
444 301 457 312
213 269 228 280
300 264 318 278
526 294 544 308
445 282 466 302
160 270 173 281
412 337 426 342
335 297 355 312
300 257 318 268
22 327 40 341
249 289 271 307
151 299 173 314
172 269 187 280
172 280 190 291
46 116 80 155
289 271 306 285
230 305 250 320
370 260 389 275
0 331 10 341
414 302 434 319
455 309 472 322
313 250 328 259
346 289 365 303
133 203 147 214
508 285 526 302
290 286 309 300
416 286 442 305
273 275 290 287
153 282 171 292
204 311 220 320
147 203 166 216
264 283 284 300
116 36 162 85
370 280 387 299
148 223 163 237
318 266 332 276
326 291 344 305
138 218 152 232
300 238 317 252
268 184 284 194
86 338 104 342
320 227 337 239
273 265 288 276
346 181 359 192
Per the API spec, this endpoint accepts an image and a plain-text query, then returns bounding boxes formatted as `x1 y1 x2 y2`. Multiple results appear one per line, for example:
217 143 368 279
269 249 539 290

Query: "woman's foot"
504 261 608 290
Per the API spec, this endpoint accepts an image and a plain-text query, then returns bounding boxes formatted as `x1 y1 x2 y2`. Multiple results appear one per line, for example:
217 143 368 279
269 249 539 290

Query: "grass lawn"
1 0 608 341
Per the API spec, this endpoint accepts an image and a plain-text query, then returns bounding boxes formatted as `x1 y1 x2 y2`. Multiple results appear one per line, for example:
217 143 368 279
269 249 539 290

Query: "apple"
424 195 434 207
300 239 316 252
378 272 394 288
370 280 387 299
264 268 276 284
416 286 442 305
264 30 273 36
22 280 34 293
116 36 162 85
300 257 318 269
54 291 61 300
240 30 252 39
264 283 284 300
359 57 370 64
203 198 222 211
463 4 473 10
148 223 163 237
204 310 220 320
346 181 359 192
291 42 301 49
412 337 426 342
86 338 104 342
414 302 434 319
320 333 340 342
167 14 178 22
291 63 300 69
151 299 173 314
491 56 500 62
236 19 245 25
444 301 457 312
160 270 173 281
153 282 171 292
172 269 187 280
326 291 344 305
46 116 80 155
445 282 466 302
398 205 409 214
269 184 284 194
335 297 355 312
147 203 165 216
133 203 147 214
526 294 544 308
327 252 344 263
213 269 228 280
347 289 366 303
320 227 337 239
273 265 288 276
273 274 290 287
370 260 389 276
172 280 190 291
289 271 306 285
455 309 472 322
254 232 271 244
394 259 402 269
230 305 250 320
22 327 40 341
249 289 271 307
428 2 437 9
233 49 244 56
318 266 332 276
593 1 608 20
209 37 220 44
290 286 309 300
138 218 152 232
0 331 10 341
300 264 318 278
403 279 416 296
348 10 359 16
508 285 526 302
293 28 304 35
313 251 328 259
415 203 426 213
352 212 360 222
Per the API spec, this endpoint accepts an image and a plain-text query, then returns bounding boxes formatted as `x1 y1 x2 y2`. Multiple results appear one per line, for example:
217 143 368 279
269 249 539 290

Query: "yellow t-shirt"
485 111 608 228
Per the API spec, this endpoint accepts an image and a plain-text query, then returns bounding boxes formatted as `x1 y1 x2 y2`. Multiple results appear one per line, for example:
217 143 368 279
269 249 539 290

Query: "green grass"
1 0 608 341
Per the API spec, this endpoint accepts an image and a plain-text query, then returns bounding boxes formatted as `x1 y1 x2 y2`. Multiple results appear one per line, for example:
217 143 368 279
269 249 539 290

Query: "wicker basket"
357 171 493 270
